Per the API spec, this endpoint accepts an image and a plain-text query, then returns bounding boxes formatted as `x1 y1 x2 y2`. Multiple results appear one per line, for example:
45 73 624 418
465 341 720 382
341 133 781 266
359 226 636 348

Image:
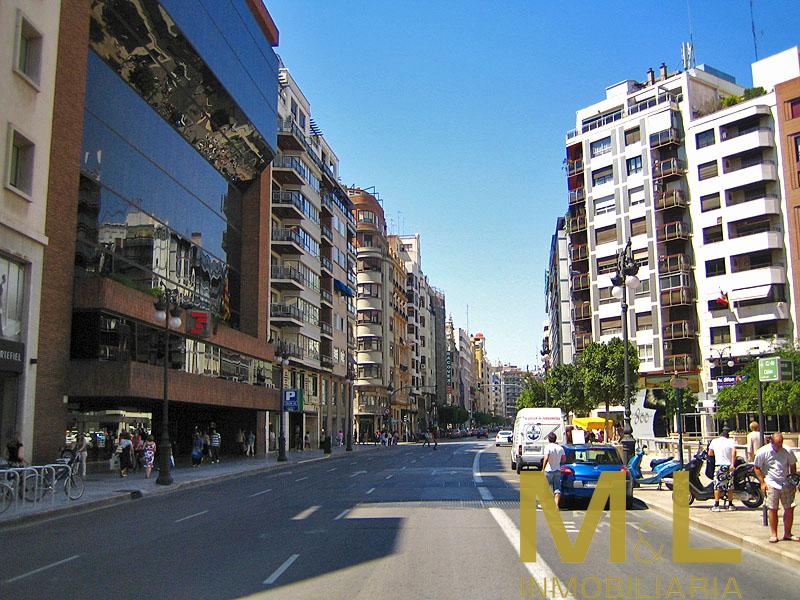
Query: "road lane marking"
327 467 337 472
478 486 493 501
249 489 273 497
295 476 308 482
263 554 299 585
5 555 80 584
366 487 376 495
276 471 294 476
292 506 320 520
334 509 349 520
385 474 393 480
350 470 367 478
472 450 483 484
174 510 208 523
400 466 407 471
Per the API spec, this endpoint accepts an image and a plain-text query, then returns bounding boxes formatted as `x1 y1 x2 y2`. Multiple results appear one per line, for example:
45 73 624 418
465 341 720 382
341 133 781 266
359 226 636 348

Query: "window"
592 166 614 186
357 210 376 224
635 277 651 296
290 98 298 119
357 337 381 351
660 272 690 290
632 248 648 268
638 344 654 362
695 129 716 149
624 127 641 146
626 156 643 176
590 137 612 157
790 98 800 120
594 195 615 216
710 326 731 345
628 186 645 208
630 217 647 237
600 317 622 336
14 12 42 85
6 127 34 197
596 255 616 274
703 225 723 244
298 111 306 131
794 135 800 162
595 225 617 245
698 160 718 180
700 193 721 212
357 283 380 298
636 312 652 331
705 258 726 277
598 287 615 304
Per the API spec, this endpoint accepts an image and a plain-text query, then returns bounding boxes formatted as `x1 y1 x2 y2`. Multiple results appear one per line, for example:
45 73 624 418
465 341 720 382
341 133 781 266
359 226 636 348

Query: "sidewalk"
637 486 800 566
0 443 382 528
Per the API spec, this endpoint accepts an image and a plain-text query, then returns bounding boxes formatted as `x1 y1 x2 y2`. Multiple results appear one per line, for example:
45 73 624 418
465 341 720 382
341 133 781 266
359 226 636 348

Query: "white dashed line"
292 506 320 520
249 489 272 497
295 477 308 482
5 555 80 583
478 486 493 501
327 467 337 472
334 509 349 520
174 510 208 523
385 474 393 480
263 554 299 585
366 487 375 495
350 470 367 478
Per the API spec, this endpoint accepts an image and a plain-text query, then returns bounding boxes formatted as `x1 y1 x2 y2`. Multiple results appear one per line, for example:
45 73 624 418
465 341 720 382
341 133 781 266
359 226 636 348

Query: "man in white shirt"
746 421 761 462
754 432 798 544
542 432 566 507
708 426 737 511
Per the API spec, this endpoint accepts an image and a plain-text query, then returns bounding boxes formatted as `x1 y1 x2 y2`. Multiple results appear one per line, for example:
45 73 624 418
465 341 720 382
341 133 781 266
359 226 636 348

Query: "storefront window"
0 256 25 342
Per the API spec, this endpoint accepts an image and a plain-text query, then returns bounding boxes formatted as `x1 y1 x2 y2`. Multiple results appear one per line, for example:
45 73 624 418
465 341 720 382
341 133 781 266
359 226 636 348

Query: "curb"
0 445 383 530
645 500 800 567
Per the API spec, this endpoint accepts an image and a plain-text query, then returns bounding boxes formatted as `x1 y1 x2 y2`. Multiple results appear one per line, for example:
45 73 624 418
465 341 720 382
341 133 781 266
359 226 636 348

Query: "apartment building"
458 327 475 417
499 365 525 420
445 315 461 407
431 287 448 424
271 65 357 448
545 217 574 366
471 332 491 414
417 275 437 429
0 0 61 455
388 235 413 437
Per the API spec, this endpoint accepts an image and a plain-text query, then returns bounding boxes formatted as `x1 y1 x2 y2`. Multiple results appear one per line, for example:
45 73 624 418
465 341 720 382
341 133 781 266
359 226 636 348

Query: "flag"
221 275 231 321
715 290 729 307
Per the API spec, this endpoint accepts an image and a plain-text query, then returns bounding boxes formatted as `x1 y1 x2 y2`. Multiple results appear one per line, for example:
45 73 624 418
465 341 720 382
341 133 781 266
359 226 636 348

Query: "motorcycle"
673 447 764 508
627 446 683 489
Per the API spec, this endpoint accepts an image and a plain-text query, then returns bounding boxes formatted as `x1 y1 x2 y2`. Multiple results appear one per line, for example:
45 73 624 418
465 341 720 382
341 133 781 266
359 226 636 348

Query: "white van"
511 407 565 474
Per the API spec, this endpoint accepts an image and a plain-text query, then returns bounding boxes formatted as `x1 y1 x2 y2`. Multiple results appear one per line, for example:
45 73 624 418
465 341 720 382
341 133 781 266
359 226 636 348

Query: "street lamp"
707 347 735 378
611 239 640 465
275 341 292 462
153 288 184 486
346 362 355 451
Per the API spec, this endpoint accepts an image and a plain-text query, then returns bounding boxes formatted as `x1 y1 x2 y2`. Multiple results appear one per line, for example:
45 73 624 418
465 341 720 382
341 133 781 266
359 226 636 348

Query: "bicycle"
0 481 13 514
24 456 85 501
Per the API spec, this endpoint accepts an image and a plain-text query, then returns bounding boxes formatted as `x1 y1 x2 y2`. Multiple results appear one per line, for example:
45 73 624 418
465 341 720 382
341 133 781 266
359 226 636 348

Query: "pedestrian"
133 429 144 472
203 430 211 460
754 432 799 543
269 429 276 452
708 426 737 511
237 429 246 455
422 431 430 447
210 429 221 463
246 430 255 456
191 431 204 466
565 425 574 445
75 431 88 478
6 434 25 467
432 427 438 450
294 426 302 451
746 421 762 462
117 431 134 477
542 432 566 507
304 431 311 450
143 435 156 479
338 430 344 447
393 431 399 446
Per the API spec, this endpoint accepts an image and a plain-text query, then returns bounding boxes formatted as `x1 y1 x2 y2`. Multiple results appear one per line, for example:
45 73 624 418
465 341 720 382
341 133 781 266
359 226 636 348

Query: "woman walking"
75 432 88 477
117 431 134 477
191 431 204 466
143 435 156 478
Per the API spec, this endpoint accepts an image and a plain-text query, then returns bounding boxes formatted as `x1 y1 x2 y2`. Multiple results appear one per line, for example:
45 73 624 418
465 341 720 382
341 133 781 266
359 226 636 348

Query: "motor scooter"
627 446 682 489
673 447 764 508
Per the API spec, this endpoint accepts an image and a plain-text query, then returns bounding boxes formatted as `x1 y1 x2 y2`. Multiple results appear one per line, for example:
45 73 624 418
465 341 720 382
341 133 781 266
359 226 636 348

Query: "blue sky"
264 0 799 369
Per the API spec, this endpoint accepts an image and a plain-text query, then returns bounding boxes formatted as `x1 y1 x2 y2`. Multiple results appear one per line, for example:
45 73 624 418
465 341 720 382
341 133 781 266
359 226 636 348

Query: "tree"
545 363 592 418
437 405 469 427
472 411 493 426
581 338 640 414
517 374 548 410
657 383 697 434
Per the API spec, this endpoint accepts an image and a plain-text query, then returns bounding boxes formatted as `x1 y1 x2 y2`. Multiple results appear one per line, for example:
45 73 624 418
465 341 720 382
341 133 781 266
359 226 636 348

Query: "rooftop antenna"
682 0 696 70
749 0 759 60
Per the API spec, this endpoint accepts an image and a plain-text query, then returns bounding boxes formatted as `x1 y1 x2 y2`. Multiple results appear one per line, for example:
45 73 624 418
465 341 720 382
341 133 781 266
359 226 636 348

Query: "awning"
334 279 354 297
729 285 771 303
572 417 613 431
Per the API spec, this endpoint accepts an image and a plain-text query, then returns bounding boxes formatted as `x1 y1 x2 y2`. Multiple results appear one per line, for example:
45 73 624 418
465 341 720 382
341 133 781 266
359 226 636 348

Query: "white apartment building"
1 1 61 454
398 235 425 419
499 365 524 421
458 327 475 416
545 217 574 366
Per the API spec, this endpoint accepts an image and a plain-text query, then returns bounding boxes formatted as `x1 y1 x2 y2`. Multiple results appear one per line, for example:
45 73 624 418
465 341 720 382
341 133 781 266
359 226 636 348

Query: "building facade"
499 365 524 421
545 217 573 366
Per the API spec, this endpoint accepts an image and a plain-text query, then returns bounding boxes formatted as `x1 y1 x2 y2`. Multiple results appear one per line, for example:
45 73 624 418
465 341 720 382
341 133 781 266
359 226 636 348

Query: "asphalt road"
0 440 797 599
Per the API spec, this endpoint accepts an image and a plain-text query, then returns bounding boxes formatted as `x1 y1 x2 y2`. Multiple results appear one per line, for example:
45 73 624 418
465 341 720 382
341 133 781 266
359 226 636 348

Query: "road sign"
282 389 304 412
759 358 794 382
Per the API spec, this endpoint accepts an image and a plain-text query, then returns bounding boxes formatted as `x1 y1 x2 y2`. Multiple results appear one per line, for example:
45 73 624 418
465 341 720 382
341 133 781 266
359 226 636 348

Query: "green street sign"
759 357 779 382
780 360 794 382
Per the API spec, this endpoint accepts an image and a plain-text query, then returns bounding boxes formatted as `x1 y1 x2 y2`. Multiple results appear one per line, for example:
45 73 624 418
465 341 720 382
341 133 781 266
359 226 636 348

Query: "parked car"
477 428 489 439
559 444 633 507
495 430 513 446
511 407 564 474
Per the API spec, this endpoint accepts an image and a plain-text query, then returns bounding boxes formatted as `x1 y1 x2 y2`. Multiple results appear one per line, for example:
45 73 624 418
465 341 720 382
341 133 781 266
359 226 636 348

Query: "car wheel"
516 461 523 475
511 459 517 471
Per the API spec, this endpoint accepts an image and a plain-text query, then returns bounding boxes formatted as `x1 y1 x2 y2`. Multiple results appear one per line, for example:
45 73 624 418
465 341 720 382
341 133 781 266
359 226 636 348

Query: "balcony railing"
660 287 693 306
655 189 687 211
565 93 682 140
653 158 685 179
270 303 302 321
566 160 584 176
575 332 593 351
663 320 696 340
649 128 681 148
573 302 591 320
658 253 691 274
572 273 590 291
568 188 586 206
321 354 334 368
321 289 333 305
567 215 587 234
273 155 307 181
570 244 588 262
657 221 690 242
321 194 335 212
721 125 772 141
664 354 694 373
271 265 304 285
272 190 307 216
321 256 333 272
321 225 333 241
272 228 303 246
321 322 333 336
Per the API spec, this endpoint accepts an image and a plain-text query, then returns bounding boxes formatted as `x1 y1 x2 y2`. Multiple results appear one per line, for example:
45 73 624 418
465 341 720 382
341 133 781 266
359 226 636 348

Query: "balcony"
272 155 306 186
658 253 691 274
664 354 694 373
663 320 696 340
573 302 591 321
274 340 305 360
569 188 586 206
570 244 588 262
566 160 584 177
348 242 357 257
567 215 587 234
321 321 333 338
575 332 593 351
320 224 333 243
321 256 333 273
272 190 307 219
655 189 687 211
321 354 334 369
271 228 304 254
321 194 335 214
653 158 685 180
321 289 333 306
649 128 681 149
660 286 694 306
270 303 303 326
721 160 778 189
657 221 690 242
271 265 304 290
720 126 774 157
277 118 306 152
572 273 590 291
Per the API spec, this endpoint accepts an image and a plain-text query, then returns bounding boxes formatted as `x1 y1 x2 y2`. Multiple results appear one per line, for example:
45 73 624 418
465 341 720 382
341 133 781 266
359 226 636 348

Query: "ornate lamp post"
275 341 292 462
707 347 735 378
611 239 640 465
153 288 184 486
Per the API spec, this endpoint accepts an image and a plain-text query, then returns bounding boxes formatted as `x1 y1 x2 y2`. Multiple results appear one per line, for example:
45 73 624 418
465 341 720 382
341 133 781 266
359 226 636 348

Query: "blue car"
559 444 634 507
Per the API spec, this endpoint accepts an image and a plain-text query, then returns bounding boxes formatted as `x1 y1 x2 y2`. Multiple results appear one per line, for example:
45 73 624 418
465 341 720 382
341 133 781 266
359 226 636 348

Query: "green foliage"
658 383 697 423
472 411 493 426
721 95 740 108
743 86 766 101
517 374 548 410
437 404 470 427
581 338 640 410
545 363 593 417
